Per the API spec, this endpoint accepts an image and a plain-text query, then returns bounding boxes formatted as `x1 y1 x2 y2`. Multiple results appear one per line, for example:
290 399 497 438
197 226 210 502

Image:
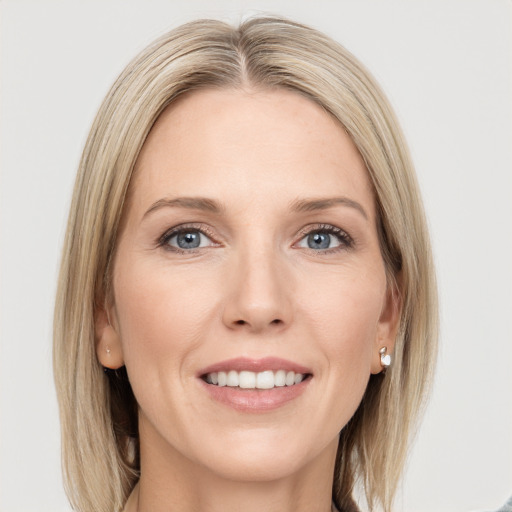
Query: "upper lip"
197 357 312 377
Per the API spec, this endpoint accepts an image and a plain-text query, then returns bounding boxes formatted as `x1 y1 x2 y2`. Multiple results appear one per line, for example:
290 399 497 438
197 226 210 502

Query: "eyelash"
157 223 354 254
295 224 354 253
158 223 218 254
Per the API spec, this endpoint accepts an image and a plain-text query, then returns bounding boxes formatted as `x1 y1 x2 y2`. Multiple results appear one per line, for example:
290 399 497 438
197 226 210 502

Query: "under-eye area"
202 370 313 389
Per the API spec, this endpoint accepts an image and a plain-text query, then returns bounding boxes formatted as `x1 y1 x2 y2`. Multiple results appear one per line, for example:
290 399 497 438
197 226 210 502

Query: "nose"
222 244 293 333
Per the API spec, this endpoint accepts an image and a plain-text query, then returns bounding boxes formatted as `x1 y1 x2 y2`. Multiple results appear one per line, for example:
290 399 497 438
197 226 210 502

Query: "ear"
95 306 124 370
371 276 402 375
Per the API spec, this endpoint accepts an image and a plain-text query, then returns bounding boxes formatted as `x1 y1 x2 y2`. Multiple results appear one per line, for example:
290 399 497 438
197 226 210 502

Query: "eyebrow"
289 197 368 220
143 195 368 220
143 197 224 218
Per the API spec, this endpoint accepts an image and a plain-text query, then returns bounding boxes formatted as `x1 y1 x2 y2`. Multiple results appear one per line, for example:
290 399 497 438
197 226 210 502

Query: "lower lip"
199 378 311 412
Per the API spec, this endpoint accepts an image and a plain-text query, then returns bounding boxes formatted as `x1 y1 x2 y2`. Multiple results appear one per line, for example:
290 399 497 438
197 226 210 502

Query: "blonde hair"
54 16 437 512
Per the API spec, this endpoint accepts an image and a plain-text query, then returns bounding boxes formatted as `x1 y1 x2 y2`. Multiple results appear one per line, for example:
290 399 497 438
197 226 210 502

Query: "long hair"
54 16 438 512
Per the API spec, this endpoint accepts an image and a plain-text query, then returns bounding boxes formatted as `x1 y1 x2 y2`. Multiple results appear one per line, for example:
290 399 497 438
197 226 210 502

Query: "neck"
127 418 338 512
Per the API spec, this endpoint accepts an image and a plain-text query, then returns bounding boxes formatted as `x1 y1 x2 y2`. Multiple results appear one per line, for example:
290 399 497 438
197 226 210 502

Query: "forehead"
130 87 374 217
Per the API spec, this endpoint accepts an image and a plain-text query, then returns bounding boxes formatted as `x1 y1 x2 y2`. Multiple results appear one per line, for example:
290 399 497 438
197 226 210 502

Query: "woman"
53 16 437 512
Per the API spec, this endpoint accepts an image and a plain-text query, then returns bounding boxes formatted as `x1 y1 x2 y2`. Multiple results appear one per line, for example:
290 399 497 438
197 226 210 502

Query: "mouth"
202 370 310 389
198 357 312 412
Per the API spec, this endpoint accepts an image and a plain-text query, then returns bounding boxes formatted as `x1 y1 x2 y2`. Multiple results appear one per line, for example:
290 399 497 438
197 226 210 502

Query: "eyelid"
156 222 353 254
294 223 354 251
157 223 219 251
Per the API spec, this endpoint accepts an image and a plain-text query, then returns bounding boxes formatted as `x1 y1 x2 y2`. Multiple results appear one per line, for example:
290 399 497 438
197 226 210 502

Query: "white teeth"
256 370 274 389
205 370 306 389
239 371 256 388
217 371 227 387
226 370 239 387
274 370 286 387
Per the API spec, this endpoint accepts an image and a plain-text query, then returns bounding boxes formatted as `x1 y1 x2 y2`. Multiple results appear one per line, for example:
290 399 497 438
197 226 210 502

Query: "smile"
204 370 308 389
198 357 313 411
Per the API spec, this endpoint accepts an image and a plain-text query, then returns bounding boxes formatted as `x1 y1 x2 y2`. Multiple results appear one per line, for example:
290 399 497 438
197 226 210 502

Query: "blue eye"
296 226 352 251
164 229 213 251
306 232 337 249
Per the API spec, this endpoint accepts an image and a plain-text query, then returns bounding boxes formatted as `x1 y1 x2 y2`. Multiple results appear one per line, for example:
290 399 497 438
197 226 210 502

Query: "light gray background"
1 1 511 511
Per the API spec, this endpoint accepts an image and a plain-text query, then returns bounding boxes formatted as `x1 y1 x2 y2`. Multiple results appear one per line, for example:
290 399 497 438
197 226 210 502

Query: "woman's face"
100 88 398 482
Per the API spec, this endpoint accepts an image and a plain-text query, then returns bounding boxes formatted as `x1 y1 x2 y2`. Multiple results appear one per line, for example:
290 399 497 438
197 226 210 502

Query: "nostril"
233 319 282 327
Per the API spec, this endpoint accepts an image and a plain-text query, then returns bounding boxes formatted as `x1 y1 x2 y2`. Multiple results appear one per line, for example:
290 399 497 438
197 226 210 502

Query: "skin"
96 87 399 512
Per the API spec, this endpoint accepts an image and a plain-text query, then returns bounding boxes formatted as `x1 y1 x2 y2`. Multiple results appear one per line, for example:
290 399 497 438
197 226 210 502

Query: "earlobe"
371 279 402 375
95 308 124 369
371 345 393 375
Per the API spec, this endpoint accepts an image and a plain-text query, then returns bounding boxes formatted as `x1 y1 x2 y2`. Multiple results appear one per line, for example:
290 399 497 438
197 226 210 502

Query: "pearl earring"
379 347 391 368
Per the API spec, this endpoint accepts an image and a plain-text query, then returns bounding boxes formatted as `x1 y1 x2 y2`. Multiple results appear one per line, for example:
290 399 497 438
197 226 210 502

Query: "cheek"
112 258 219 386
299 267 385 384
301 265 384 342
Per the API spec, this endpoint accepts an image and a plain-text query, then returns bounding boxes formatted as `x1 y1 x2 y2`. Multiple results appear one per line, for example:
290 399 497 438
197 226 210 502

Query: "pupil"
308 232 330 249
177 232 200 249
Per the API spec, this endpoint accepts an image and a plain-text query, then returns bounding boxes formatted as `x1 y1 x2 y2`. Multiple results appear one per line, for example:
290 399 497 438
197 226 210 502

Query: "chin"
203 450 312 483
192 429 337 483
